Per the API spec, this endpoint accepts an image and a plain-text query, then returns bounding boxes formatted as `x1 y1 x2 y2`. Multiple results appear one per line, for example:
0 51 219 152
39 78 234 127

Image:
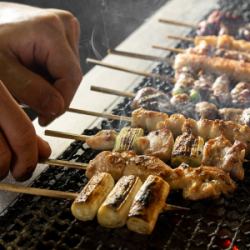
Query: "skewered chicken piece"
211 74 232 104
135 128 174 161
195 102 219 120
219 108 244 123
85 130 117 150
170 163 236 200
174 52 250 83
97 175 142 228
127 175 169 234
202 136 246 180
131 87 173 113
231 82 250 107
240 108 250 127
86 151 236 200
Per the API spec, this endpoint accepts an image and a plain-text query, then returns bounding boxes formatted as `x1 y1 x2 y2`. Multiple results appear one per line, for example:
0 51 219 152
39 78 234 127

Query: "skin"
0 3 83 181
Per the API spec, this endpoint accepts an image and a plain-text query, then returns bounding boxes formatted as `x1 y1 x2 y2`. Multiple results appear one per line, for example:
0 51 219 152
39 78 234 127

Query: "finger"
0 56 65 123
45 36 83 110
37 136 51 161
0 130 12 180
0 81 38 181
48 9 80 58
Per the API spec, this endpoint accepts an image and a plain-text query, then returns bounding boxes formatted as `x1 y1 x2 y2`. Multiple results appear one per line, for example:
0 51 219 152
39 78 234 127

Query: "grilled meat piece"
193 73 214 100
218 108 243 123
131 107 169 132
169 164 237 200
195 101 218 120
127 175 170 234
71 173 114 221
231 82 250 107
197 10 244 37
131 87 172 113
86 151 173 182
85 130 117 150
171 132 204 167
240 108 250 127
158 113 186 138
202 136 246 180
86 151 129 181
211 75 231 104
174 66 196 91
135 128 174 161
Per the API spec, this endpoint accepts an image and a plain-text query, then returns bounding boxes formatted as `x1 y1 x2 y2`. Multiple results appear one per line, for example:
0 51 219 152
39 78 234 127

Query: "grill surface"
1 1 250 249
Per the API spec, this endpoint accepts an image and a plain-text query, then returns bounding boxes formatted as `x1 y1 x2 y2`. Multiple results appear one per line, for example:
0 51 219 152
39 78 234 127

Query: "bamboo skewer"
158 18 198 29
152 45 184 53
0 182 77 199
43 159 87 170
0 182 189 212
86 58 173 82
45 130 91 142
67 107 132 122
91 85 135 98
108 49 171 63
167 35 194 42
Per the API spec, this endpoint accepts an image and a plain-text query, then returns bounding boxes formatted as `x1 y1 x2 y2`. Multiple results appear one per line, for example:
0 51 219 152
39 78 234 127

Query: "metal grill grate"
1 1 250 249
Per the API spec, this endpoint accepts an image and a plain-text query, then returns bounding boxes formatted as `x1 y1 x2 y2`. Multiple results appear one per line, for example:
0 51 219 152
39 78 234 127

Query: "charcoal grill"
1 0 250 249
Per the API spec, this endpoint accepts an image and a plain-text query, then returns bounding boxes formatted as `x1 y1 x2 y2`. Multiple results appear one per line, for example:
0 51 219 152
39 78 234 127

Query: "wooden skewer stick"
167 35 194 42
86 58 173 82
0 182 77 199
152 45 184 53
91 85 135 98
67 107 132 122
108 49 171 63
43 159 87 170
0 183 189 212
158 18 198 29
45 130 91 142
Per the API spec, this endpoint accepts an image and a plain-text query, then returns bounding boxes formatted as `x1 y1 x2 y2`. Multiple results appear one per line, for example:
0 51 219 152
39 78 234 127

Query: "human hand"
0 80 51 181
0 2 83 126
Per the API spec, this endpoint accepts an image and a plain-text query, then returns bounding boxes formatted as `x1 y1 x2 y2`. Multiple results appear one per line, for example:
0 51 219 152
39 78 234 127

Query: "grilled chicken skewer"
46 126 246 180
161 10 250 39
168 34 250 53
86 151 237 200
65 107 250 157
174 52 250 83
91 85 250 125
154 42 250 64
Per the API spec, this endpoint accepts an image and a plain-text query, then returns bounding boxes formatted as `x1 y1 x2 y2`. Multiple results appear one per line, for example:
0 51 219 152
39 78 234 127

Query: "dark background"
4 0 168 73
